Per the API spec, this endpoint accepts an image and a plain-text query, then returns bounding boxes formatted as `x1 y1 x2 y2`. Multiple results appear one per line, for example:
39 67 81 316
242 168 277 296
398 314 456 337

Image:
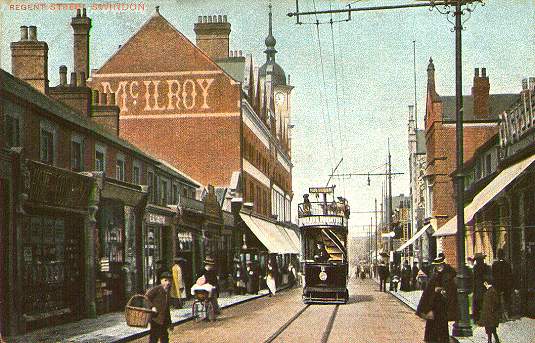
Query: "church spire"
264 3 277 62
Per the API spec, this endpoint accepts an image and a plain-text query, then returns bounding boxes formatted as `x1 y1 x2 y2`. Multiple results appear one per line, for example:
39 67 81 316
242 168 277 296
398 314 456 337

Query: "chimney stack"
71 9 92 81
11 25 49 94
194 14 231 60
472 67 490 118
59 65 67 86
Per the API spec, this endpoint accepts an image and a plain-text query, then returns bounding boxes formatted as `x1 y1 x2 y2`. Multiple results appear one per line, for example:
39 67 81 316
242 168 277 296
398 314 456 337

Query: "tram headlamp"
319 271 328 281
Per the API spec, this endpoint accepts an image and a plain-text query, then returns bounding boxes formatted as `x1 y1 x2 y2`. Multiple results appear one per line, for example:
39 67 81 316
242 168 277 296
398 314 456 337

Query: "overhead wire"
312 0 337 170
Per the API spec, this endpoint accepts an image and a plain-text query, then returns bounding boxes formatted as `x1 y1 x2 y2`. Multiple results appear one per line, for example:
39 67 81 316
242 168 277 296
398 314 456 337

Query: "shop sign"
177 232 193 242
25 160 92 210
147 212 166 225
299 215 345 227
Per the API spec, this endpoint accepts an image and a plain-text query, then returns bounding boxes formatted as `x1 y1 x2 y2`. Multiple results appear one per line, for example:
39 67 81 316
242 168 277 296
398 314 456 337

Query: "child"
479 277 501 343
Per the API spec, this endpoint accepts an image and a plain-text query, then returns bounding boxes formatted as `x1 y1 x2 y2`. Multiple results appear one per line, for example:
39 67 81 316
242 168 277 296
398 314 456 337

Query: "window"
5 114 20 147
172 184 179 204
95 144 106 172
40 127 54 165
148 171 155 202
183 187 188 198
154 175 160 204
71 134 83 172
133 162 141 185
161 179 168 205
191 189 196 199
116 155 126 181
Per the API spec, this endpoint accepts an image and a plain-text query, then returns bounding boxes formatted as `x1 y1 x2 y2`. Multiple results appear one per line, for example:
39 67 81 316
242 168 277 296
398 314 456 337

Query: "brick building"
87 6 297 262
423 58 518 266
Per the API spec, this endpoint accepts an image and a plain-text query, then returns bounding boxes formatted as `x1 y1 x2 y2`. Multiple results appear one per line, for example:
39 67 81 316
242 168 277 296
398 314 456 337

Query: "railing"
297 201 349 218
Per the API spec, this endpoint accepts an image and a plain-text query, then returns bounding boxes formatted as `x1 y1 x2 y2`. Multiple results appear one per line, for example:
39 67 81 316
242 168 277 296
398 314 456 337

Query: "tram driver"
313 242 330 263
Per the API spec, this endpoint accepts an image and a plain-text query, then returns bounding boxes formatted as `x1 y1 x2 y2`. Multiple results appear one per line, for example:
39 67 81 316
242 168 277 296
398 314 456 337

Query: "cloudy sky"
1 0 534 236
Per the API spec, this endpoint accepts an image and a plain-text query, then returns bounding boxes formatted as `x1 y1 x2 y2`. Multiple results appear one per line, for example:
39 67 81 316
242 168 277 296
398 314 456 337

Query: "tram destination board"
308 186 334 194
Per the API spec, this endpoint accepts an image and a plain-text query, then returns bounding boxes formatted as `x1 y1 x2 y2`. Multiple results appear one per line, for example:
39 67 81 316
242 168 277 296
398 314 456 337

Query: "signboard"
309 186 335 194
25 160 92 210
299 215 345 227
147 213 167 225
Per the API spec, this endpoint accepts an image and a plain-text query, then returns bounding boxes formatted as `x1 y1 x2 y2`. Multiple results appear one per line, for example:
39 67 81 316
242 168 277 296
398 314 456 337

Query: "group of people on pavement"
376 259 423 293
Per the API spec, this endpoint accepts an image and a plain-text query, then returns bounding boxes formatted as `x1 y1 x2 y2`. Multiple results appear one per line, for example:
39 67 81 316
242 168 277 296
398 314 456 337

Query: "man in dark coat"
378 260 390 292
472 253 491 322
400 260 412 291
479 277 501 343
492 248 512 317
416 256 458 343
411 262 420 290
146 272 173 343
313 242 330 263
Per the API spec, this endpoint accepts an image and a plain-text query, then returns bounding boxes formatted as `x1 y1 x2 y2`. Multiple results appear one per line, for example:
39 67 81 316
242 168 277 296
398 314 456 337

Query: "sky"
1 0 534 237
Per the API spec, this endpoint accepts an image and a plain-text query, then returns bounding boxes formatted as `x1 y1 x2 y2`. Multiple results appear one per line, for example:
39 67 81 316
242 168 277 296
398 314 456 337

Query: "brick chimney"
472 67 490 118
10 26 49 94
90 90 120 135
194 15 231 60
71 8 91 82
48 66 92 117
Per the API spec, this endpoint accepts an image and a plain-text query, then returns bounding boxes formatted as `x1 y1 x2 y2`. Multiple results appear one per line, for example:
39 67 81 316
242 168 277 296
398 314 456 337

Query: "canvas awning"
396 223 433 251
283 228 301 252
434 154 535 237
240 213 298 254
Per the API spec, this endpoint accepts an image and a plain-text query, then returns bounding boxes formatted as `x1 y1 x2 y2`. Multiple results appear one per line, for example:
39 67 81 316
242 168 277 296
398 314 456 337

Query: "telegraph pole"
375 198 378 264
387 139 393 254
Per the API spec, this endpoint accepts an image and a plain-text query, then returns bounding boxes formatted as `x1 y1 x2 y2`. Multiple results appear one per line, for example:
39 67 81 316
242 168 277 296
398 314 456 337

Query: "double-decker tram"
298 186 350 304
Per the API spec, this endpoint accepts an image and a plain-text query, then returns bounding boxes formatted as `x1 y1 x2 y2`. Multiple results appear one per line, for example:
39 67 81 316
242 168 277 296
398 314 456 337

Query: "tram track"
262 304 340 343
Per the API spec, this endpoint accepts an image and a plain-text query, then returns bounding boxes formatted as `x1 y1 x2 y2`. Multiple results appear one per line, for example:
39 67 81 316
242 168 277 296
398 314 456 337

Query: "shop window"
133 162 141 185
116 155 126 181
5 113 20 147
95 144 106 172
70 135 83 172
40 126 55 165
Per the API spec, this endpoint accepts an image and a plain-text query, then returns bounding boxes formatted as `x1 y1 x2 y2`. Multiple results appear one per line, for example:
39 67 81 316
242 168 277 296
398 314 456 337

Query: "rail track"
262 304 340 343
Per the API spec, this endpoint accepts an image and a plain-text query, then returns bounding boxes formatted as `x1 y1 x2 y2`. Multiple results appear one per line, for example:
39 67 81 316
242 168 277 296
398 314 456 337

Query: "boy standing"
479 278 501 343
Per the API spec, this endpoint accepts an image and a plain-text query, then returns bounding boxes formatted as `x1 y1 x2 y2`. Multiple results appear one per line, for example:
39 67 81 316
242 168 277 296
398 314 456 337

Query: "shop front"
15 159 94 332
96 178 146 314
143 205 177 290
0 149 14 337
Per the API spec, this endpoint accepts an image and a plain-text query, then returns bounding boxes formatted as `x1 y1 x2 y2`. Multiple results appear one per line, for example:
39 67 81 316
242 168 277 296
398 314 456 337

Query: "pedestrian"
510 289 521 320
170 257 186 309
479 277 501 343
472 252 491 322
378 260 389 292
313 242 329 263
400 260 412 291
288 261 297 288
492 248 512 320
416 255 458 343
411 262 420 290
145 271 173 343
246 261 259 294
390 264 400 291
198 256 220 314
266 258 277 296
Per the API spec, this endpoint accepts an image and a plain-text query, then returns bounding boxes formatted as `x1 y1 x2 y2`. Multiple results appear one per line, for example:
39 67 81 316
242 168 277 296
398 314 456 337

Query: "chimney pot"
230 50 233 57
82 8 87 17
92 89 99 105
28 26 37 40
208 16 213 23
474 68 479 77
110 92 116 105
20 26 28 41
203 16 207 23
70 72 77 87
79 72 86 87
239 50 242 56
223 15 227 22
100 92 108 105
198 16 202 23
218 15 222 23
76 9 81 17
482 68 487 77
59 65 67 86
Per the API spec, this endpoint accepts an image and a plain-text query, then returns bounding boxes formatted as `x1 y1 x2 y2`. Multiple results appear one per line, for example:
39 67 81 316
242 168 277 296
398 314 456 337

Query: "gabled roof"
441 94 519 122
95 11 225 75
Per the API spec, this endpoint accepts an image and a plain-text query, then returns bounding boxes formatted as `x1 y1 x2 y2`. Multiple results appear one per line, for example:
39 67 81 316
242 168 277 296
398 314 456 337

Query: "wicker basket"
125 295 153 328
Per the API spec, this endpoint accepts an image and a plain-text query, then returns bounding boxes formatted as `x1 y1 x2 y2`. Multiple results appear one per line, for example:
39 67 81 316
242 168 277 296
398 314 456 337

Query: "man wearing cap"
145 272 173 343
416 255 458 343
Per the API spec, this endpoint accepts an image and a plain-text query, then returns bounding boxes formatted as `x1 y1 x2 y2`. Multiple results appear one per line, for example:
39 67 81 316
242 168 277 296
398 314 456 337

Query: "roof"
0 69 196 185
258 61 286 86
441 94 519 122
156 159 201 187
416 129 426 154
216 57 246 83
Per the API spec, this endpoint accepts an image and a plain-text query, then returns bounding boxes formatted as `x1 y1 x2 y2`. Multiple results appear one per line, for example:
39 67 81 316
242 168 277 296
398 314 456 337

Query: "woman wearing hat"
416 256 458 343
170 257 187 309
198 256 220 314
472 252 491 322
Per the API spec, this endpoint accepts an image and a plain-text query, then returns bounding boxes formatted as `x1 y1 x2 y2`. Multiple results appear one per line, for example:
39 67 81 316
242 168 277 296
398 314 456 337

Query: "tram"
298 186 350 304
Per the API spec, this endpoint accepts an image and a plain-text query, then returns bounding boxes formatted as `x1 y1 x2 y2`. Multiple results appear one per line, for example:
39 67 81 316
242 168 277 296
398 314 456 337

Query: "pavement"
6 289 272 343
387 283 535 343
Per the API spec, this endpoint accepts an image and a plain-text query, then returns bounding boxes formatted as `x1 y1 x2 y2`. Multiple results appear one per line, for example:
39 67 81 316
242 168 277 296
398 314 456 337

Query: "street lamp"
288 0 485 337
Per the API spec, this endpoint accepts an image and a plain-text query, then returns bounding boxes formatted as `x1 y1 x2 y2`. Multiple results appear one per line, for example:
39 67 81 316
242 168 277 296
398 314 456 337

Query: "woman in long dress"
266 260 277 296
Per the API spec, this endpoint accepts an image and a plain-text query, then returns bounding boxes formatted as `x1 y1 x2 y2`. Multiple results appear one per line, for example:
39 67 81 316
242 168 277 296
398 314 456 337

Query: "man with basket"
146 271 174 343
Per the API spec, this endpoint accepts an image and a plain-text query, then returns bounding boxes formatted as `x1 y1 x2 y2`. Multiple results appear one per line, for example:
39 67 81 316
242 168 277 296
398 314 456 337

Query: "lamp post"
288 0 484 337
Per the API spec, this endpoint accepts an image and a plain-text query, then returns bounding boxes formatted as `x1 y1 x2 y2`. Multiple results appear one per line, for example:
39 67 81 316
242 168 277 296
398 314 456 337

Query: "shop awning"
434 154 535 237
283 227 301 252
396 223 432 251
240 213 298 254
